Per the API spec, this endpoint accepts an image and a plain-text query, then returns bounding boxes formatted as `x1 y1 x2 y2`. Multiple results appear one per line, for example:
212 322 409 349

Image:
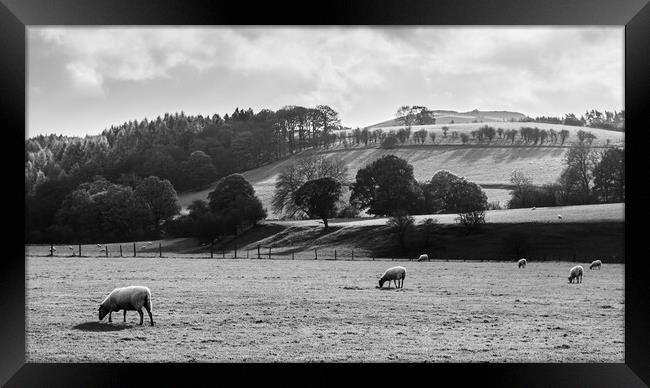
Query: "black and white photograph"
23 25 627 364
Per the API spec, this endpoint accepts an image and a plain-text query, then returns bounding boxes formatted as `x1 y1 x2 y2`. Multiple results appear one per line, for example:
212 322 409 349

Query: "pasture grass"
25 257 624 362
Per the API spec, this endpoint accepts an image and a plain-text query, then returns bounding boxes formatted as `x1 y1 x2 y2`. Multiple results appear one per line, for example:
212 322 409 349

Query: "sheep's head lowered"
98 305 109 321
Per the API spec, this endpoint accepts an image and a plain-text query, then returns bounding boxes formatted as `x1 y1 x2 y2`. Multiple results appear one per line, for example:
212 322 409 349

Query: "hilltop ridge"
364 109 528 129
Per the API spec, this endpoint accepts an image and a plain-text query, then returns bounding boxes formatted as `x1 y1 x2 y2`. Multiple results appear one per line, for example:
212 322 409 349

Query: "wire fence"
24 243 621 263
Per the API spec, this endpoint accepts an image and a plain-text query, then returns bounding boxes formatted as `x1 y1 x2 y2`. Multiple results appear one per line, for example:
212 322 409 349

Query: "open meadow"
26 256 624 362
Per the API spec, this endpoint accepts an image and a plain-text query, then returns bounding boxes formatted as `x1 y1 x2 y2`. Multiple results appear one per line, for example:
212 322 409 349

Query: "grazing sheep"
378 266 407 289
531 207 536 210
557 214 562 219
568 265 584 284
518 258 527 268
97 244 102 248
99 286 154 326
589 260 602 270
417 254 428 262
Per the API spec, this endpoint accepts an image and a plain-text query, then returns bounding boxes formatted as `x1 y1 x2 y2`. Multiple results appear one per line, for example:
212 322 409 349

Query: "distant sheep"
531 207 536 210
99 286 154 326
589 260 602 270
417 254 428 262
557 214 563 219
518 258 527 268
568 265 584 284
378 266 407 289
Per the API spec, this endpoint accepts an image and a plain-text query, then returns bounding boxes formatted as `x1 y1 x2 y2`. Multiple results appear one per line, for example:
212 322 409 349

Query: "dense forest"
25 105 344 242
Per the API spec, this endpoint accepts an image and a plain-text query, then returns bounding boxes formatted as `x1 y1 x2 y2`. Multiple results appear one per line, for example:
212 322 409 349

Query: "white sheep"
518 258 527 268
378 266 407 289
99 286 154 326
557 214 562 219
531 207 536 210
568 265 584 284
417 254 428 262
589 260 602 270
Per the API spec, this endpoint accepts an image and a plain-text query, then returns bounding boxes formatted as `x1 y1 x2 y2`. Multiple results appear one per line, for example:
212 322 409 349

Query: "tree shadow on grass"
72 321 133 332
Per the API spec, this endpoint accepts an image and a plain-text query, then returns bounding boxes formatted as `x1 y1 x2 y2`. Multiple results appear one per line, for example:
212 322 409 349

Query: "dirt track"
26 257 623 362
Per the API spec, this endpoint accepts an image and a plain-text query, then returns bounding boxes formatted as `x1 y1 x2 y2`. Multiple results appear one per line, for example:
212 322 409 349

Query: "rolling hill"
178 120 624 219
364 109 529 128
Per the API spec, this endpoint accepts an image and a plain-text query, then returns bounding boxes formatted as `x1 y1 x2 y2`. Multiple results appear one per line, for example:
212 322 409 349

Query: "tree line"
507 143 624 209
269 154 489 227
520 109 624 131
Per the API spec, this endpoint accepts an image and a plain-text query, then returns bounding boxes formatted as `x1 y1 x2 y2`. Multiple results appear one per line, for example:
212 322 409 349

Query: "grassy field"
178 145 569 217
272 203 624 228
27 204 624 262
178 122 624 218
25 257 624 362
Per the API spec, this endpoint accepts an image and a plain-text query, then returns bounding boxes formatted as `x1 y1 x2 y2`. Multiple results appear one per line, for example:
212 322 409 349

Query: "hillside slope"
224 203 625 262
178 123 624 219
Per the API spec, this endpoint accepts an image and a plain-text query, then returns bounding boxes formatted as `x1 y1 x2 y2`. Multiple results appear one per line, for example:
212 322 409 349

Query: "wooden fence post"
159 242 162 258
235 244 237 259
268 247 271 260
334 249 337 260
133 242 136 257
351 250 354 261
247 249 249 259
119 245 123 257
105 246 108 258
258 245 261 259
315 248 318 260
79 243 82 257
292 250 294 260
210 242 214 259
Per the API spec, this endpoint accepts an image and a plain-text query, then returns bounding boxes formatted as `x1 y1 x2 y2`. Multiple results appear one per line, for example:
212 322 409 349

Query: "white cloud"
65 62 105 96
30 26 623 128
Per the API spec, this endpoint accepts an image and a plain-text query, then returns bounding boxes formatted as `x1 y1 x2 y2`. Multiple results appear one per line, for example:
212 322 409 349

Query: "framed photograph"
4 0 649 386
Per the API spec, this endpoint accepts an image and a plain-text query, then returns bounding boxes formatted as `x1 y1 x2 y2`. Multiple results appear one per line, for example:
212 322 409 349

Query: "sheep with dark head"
568 265 584 284
518 258 527 268
99 286 154 326
378 266 407 289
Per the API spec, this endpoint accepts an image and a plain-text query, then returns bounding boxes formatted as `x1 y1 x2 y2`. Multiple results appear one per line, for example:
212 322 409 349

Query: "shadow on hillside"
217 224 288 250
73 321 133 332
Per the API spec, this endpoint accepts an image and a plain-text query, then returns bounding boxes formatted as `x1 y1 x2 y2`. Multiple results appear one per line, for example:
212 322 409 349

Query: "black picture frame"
3 0 649 386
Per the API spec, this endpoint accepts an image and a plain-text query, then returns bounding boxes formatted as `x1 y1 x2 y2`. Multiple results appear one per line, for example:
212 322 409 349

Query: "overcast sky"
27 26 623 138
